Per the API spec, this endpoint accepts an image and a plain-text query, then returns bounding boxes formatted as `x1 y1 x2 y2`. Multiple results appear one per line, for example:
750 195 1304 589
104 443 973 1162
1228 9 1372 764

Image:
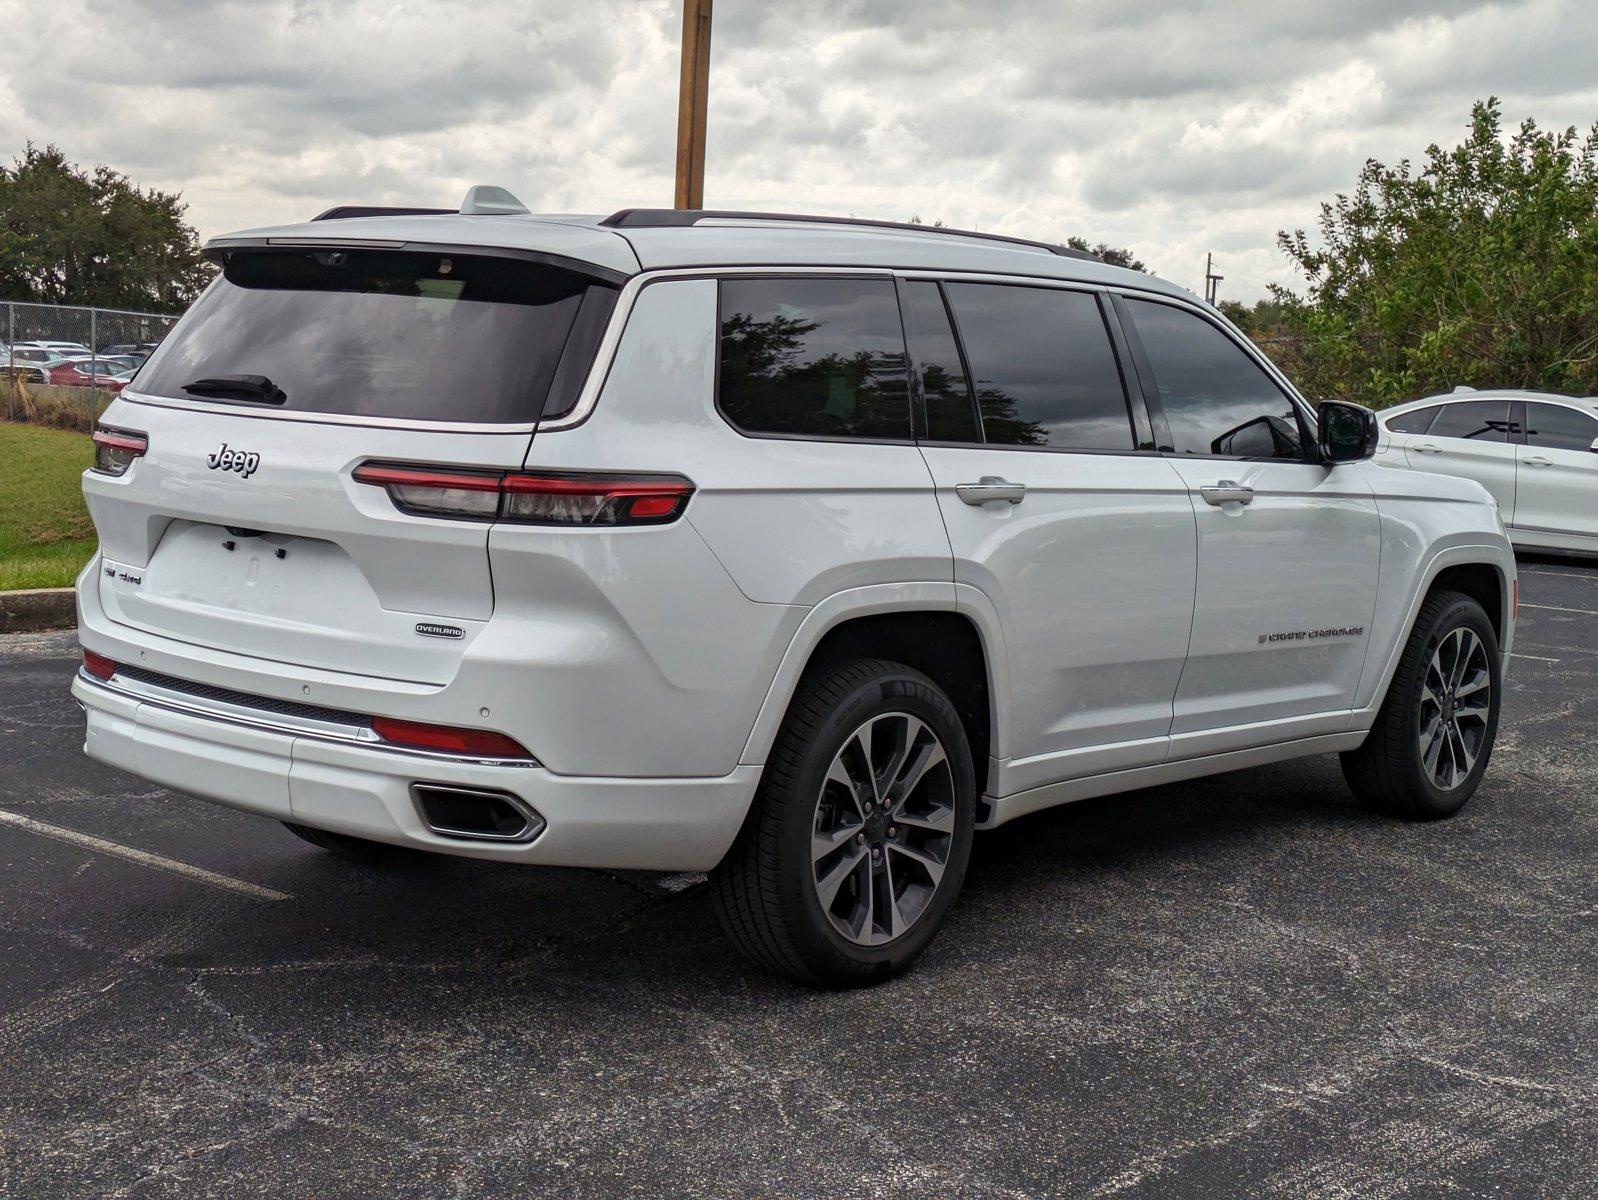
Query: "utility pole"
1204 252 1224 306
674 0 713 210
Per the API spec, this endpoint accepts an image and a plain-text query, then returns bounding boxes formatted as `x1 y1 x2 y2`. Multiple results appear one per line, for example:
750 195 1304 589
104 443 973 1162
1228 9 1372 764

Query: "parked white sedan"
1377 388 1598 556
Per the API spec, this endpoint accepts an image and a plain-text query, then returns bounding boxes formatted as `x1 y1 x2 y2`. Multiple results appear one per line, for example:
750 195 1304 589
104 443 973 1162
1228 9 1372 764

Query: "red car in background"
42 358 137 393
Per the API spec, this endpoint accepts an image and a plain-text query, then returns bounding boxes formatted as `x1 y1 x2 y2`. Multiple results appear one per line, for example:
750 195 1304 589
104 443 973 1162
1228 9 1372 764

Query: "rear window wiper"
182 375 286 405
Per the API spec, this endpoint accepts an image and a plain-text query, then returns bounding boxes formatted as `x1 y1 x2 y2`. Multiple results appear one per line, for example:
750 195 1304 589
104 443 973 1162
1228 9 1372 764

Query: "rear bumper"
72 670 759 871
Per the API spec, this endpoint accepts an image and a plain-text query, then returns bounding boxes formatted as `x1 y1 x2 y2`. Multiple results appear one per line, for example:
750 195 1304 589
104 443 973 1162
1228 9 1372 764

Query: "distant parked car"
1376 388 1598 557
12 339 93 358
43 358 132 391
4 344 59 366
102 342 163 361
1 361 51 385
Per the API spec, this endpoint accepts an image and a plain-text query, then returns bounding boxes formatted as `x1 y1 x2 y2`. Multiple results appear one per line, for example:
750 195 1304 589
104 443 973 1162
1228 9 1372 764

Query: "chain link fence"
3 300 181 428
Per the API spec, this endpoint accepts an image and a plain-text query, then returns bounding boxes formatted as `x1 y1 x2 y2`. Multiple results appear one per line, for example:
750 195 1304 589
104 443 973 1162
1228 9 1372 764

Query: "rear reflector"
91 427 147 476
370 715 536 760
353 462 693 526
82 649 117 679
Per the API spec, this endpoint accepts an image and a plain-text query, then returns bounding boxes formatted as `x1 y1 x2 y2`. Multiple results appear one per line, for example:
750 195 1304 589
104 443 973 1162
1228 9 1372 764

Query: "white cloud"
1 0 1596 300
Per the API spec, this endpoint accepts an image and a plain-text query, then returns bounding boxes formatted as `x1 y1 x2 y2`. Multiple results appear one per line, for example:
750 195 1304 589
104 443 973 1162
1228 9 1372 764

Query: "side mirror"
1589 437 1598 454
1318 400 1379 463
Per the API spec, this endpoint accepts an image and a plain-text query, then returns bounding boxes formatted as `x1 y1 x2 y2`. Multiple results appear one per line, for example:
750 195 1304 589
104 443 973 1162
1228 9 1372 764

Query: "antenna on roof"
460 185 529 216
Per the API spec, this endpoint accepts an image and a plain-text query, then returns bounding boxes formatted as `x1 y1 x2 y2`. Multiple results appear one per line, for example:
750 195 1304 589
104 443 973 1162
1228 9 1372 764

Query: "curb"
0 588 77 633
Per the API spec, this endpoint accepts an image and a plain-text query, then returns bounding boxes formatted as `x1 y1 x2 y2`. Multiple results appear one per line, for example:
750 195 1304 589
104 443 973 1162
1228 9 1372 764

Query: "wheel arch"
739 584 1006 794
1356 543 1515 725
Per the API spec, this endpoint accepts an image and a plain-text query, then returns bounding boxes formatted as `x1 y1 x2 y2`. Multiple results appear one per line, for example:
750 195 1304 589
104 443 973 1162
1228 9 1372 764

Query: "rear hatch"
85 240 623 685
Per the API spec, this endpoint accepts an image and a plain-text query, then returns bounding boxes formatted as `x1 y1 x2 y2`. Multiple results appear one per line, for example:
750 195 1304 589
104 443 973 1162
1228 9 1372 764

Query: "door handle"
1413 442 1443 454
955 476 1027 506
1523 455 1553 467
1199 481 1254 507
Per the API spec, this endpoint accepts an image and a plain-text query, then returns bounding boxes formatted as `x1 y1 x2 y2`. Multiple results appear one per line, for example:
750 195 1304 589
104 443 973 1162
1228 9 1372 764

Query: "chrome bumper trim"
76 668 541 768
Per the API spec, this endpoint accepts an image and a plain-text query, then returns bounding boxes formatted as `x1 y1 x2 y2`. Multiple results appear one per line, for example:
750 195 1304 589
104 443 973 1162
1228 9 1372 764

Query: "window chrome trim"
78 668 542 768
118 264 1206 437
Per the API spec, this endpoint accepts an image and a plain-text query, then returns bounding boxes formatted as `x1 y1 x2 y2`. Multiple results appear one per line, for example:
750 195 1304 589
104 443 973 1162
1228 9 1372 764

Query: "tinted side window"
900 281 980 442
1427 401 1512 443
718 278 911 440
1523 402 1598 452
1124 298 1304 459
1386 406 1440 435
942 283 1133 449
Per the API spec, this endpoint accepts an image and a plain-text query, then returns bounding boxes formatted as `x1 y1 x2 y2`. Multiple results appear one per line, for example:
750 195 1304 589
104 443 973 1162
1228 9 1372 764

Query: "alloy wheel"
1418 626 1492 791
810 712 957 946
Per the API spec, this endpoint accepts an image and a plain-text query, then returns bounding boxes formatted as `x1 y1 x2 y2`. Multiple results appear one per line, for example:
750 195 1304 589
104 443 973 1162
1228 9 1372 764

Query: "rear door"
1514 401 1598 547
84 244 620 685
1115 294 1380 751
907 278 1197 790
1377 403 1442 469
1405 399 1519 518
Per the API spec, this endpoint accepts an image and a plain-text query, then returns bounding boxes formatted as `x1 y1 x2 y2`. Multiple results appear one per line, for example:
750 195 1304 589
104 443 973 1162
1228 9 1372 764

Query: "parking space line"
1511 652 1561 663
1520 602 1598 617
0 809 292 901
1518 568 1596 582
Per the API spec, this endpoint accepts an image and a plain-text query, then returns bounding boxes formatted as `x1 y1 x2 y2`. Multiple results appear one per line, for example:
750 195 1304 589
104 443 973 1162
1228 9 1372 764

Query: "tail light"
352 463 693 526
91 427 147 476
370 716 536 761
82 649 117 679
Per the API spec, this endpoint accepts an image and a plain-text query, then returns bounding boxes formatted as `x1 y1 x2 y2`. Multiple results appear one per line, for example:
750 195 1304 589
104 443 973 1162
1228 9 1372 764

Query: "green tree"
1219 297 1291 337
1066 236 1145 272
1273 99 1598 405
0 144 214 312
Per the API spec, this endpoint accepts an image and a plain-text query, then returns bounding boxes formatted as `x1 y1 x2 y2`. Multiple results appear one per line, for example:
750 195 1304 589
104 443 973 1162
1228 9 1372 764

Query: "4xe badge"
207 443 260 478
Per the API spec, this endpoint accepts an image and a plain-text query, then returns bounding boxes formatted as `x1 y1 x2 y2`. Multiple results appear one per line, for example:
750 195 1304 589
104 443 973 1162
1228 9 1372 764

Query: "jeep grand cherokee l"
74 192 1516 986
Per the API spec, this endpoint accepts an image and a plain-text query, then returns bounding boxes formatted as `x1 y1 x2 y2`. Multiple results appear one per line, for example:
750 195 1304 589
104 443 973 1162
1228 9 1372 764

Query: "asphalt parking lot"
1 559 1594 1199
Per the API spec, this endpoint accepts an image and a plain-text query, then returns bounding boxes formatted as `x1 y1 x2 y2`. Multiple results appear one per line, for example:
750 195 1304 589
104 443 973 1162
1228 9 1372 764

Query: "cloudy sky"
4 0 1597 300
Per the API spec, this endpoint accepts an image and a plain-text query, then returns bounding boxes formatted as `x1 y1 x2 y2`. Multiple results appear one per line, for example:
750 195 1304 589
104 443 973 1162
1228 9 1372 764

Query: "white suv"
75 193 1516 986
1375 388 1598 556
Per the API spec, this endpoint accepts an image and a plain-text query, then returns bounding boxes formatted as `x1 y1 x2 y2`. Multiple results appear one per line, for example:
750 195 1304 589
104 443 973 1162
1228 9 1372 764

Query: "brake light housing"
91 427 148 476
352 463 694 526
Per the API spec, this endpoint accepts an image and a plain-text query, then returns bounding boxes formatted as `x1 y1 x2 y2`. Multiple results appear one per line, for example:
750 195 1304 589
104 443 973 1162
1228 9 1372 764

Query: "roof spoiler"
312 185 532 222
312 205 454 221
599 208 1102 262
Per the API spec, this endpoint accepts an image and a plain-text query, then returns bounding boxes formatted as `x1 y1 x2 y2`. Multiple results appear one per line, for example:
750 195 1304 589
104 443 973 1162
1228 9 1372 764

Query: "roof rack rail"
599 208 1101 262
312 205 454 222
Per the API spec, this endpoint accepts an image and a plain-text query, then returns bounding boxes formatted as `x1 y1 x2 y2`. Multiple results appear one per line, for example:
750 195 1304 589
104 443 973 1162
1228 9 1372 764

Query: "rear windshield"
135 249 617 423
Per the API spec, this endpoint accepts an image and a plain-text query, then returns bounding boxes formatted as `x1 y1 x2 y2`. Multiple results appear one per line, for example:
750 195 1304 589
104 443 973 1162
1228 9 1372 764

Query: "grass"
0 421 97 591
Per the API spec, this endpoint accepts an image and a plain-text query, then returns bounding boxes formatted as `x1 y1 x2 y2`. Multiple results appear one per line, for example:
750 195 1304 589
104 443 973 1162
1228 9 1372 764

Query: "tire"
711 659 977 988
281 821 419 864
1341 590 1502 819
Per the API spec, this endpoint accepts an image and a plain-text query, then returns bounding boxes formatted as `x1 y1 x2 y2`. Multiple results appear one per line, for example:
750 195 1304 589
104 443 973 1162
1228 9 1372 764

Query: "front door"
1406 398 1520 518
901 278 1197 794
1116 295 1381 756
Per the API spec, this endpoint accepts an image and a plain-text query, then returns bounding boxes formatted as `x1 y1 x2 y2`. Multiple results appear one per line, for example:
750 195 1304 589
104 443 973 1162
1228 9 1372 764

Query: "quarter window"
717 278 912 440
1427 401 1513 443
1123 298 1304 459
1523 402 1598 453
1385 406 1440 435
942 283 1134 449
900 281 981 443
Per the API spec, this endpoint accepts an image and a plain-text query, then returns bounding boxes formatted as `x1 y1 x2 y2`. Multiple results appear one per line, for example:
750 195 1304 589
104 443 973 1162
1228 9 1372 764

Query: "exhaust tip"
411 784 544 843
